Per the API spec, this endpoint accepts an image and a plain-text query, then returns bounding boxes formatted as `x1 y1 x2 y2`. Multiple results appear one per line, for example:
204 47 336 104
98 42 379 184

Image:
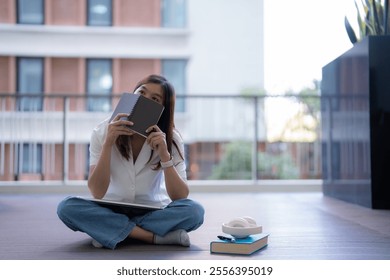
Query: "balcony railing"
0 93 367 185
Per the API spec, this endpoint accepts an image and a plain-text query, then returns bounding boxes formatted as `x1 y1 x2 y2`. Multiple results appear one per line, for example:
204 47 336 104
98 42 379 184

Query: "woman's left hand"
146 125 170 160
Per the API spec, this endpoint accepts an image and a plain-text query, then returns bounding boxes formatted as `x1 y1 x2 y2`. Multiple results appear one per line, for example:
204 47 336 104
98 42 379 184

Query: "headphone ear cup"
241 216 257 227
227 217 250 228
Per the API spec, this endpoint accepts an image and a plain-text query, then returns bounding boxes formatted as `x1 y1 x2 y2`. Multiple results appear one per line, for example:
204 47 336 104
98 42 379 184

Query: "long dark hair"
115 74 181 168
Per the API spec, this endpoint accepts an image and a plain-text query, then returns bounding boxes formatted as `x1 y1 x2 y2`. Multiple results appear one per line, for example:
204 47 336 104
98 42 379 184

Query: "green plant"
240 87 267 97
208 141 300 180
345 0 390 44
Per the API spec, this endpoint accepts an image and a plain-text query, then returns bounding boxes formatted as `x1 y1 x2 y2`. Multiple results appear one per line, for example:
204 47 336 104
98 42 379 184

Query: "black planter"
321 36 390 209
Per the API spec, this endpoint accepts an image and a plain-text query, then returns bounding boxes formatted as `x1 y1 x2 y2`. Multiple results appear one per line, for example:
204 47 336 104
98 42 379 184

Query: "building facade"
0 0 265 181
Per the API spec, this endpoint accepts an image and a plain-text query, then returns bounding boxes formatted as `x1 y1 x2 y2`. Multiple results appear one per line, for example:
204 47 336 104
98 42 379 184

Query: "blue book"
210 233 269 255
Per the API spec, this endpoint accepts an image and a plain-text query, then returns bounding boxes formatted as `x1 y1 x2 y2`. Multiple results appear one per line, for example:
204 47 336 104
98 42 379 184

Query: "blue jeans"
57 196 205 249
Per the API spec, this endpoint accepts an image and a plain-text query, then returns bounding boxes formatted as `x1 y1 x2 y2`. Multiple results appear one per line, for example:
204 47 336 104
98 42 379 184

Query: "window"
17 58 44 111
87 0 112 26
17 0 44 24
162 59 187 112
161 0 187 28
87 59 112 112
18 143 42 174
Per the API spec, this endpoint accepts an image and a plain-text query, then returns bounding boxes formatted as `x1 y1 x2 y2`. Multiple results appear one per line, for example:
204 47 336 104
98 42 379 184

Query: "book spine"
128 94 140 120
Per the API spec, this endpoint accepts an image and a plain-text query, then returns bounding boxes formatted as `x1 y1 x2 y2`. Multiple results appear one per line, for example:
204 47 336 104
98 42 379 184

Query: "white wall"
187 0 264 94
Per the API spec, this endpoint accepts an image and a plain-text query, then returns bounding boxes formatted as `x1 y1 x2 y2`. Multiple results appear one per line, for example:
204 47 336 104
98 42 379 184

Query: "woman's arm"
87 142 113 199
160 152 189 201
146 126 189 201
88 113 134 198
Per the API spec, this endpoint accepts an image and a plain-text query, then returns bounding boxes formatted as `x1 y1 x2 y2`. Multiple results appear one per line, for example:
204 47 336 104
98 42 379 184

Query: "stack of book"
210 233 269 255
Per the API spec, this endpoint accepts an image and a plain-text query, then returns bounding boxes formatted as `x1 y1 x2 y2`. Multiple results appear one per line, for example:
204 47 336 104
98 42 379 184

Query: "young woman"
57 75 204 249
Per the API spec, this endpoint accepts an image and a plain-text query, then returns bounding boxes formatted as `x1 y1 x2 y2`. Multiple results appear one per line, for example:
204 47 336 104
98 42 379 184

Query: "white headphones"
222 216 262 238
226 216 257 228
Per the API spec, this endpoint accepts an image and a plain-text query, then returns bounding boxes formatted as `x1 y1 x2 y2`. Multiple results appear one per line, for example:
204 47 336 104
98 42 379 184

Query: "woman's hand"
146 125 170 161
105 113 134 146
146 125 189 200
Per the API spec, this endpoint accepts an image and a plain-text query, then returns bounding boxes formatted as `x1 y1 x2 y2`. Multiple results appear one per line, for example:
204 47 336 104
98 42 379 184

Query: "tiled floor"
0 191 389 260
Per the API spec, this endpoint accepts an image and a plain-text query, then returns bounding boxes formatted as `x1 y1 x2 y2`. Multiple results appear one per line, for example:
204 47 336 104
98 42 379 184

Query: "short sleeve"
172 130 187 181
89 119 109 166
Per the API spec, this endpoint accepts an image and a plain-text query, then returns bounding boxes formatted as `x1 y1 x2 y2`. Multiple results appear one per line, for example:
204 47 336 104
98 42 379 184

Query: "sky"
263 0 357 93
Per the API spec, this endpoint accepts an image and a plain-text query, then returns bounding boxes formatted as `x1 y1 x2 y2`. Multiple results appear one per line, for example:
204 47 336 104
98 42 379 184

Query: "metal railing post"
252 95 259 183
63 96 69 183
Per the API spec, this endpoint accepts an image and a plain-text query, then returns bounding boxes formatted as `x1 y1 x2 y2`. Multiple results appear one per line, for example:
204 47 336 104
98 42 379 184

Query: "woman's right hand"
105 113 135 146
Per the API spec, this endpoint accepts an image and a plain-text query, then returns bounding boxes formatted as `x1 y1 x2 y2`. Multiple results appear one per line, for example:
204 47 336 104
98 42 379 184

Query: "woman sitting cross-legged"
57 74 204 249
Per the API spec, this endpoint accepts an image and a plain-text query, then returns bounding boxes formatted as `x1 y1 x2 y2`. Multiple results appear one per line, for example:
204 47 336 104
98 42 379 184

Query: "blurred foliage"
208 141 299 180
209 82 321 180
240 87 267 97
296 79 321 120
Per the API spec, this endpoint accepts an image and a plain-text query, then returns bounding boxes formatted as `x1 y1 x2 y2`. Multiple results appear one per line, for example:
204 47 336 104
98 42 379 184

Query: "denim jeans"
57 196 204 249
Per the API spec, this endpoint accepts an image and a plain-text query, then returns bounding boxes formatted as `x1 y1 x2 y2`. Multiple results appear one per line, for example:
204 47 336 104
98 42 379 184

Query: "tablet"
79 197 165 215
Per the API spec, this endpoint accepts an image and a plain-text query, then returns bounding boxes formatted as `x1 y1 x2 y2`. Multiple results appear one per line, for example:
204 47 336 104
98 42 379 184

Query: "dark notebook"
109 93 164 138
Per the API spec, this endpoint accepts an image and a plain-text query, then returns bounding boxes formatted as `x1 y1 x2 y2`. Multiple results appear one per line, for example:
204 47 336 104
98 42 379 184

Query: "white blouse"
89 118 187 207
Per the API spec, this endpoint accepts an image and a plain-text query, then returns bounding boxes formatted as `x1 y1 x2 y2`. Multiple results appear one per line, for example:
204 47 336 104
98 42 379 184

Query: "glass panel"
20 143 42 174
162 59 187 112
0 94 323 182
17 0 44 24
87 59 112 112
87 0 112 26
17 58 43 111
161 0 187 28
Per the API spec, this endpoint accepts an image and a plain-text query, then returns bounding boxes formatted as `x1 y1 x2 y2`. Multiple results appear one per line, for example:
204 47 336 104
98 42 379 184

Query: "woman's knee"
171 198 205 225
190 200 205 224
57 196 82 220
